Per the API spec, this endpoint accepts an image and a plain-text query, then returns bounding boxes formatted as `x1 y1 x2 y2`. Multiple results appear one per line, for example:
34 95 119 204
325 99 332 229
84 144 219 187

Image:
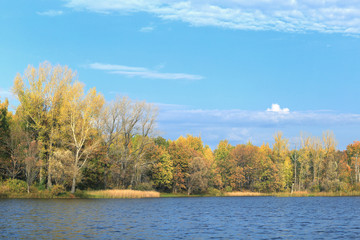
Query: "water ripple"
1 197 360 239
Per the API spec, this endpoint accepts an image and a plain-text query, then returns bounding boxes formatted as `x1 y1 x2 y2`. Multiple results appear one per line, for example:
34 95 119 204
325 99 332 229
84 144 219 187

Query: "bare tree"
98 96 157 188
186 157 209 195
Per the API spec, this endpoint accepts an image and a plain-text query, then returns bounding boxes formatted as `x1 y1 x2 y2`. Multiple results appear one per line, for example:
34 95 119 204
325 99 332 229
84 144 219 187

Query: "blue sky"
1 0 360 149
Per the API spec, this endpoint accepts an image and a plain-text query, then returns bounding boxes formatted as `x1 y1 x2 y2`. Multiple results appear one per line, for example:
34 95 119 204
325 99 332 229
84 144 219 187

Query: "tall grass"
87 189 160 198
224 191 268 197
275 191 360 197
226 191 360 197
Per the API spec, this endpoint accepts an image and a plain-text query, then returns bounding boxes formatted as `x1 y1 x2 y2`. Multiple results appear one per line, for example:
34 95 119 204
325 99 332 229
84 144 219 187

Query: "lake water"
1 197 360 239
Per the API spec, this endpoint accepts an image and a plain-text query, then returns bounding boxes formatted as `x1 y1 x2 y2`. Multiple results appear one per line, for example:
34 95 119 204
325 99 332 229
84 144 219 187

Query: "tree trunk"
104 168 107 189
71 175 76 193
356 155 359 183
71 160 77 194
47 168 52 189
71 153 79 194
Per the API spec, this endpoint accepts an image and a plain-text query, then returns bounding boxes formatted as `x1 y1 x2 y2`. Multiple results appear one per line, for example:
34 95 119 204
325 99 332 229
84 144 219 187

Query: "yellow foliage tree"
13 62 75 187
59 82 104 193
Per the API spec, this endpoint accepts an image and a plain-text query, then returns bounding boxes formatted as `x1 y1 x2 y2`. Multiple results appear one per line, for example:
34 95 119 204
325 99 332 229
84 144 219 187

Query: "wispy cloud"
0 89 14 99
156 104 360 149
159 108 360 127
37 10 64 17
64 0 360 34
90 63 147 72
140 26 155 32
89 62 203 80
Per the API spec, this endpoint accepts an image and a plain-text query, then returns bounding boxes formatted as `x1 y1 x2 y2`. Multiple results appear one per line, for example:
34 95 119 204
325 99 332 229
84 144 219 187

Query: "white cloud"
37 10 64 16
140 26 155 32
89 62 203 80
266 103 290 113
64 0 360 34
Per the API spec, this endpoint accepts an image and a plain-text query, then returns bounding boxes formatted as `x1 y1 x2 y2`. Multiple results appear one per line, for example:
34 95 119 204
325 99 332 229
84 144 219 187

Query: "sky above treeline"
1 0 360 150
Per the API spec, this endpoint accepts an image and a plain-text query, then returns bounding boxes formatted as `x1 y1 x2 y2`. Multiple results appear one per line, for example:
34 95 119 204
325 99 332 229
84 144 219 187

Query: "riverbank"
2 189 360 199
0 189 160 199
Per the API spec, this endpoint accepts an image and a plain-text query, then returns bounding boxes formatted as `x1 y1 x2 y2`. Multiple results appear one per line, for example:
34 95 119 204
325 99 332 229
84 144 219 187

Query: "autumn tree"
167 135 205 193
24 140 39 193
154 136 169 149
254 144 281 192
320 131 339 191
0 99 13 179
214 140 233 189
13 62 75 187
59 82 104 193
152 150 173 191
97 96 157 188
3 111 40 192
337 150 351 191
168 140 192 193
186 157 209 195
50 149 73 187
229 143 266 191
204 145 222 189
272 132 293 191
290 149 300 191
347 141 360 184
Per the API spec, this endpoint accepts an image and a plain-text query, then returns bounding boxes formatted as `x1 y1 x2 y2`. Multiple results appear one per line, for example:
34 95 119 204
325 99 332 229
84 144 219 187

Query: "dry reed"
224 191 267 197
87 189 160 198
275 191 360 197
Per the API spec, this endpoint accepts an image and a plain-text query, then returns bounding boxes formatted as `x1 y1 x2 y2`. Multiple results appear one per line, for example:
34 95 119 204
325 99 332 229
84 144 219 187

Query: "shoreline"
2 190 360 199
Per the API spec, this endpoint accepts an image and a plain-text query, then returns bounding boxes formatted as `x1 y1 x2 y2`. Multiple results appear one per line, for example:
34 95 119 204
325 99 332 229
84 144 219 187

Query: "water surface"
1 197 359 239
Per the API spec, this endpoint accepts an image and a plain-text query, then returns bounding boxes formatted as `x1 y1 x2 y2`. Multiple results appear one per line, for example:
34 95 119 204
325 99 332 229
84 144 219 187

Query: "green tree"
0 99 12 179
214 140 233 189
152 151 173 191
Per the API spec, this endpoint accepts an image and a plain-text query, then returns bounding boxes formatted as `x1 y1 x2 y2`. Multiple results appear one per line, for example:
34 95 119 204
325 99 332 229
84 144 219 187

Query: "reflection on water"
1 197 360 239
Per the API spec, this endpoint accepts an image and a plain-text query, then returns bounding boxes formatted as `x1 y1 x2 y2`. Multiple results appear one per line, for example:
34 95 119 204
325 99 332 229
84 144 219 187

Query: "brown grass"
87 189 160 198
224 191 268 197
275 191 360 197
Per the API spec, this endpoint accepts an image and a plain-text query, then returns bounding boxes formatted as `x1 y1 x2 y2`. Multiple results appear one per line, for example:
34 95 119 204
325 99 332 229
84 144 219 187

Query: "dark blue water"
1 197 360 239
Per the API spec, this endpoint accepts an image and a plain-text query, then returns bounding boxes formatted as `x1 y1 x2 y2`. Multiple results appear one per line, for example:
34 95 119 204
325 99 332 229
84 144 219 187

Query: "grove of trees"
1 62 359 195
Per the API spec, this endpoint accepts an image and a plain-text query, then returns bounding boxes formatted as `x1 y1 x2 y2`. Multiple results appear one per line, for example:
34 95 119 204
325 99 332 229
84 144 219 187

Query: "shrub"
321 180 341 192
51 185 66 196
3 179 27 193
74 190 90 198
224 186 233 192
207 187 223 196
133 182 154 191
29 186 39 193
309 183 320 193
35 183 46 191
351 182 360 192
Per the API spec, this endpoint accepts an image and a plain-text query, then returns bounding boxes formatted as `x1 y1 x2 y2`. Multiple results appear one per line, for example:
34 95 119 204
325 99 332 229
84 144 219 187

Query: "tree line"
0 62 359 195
